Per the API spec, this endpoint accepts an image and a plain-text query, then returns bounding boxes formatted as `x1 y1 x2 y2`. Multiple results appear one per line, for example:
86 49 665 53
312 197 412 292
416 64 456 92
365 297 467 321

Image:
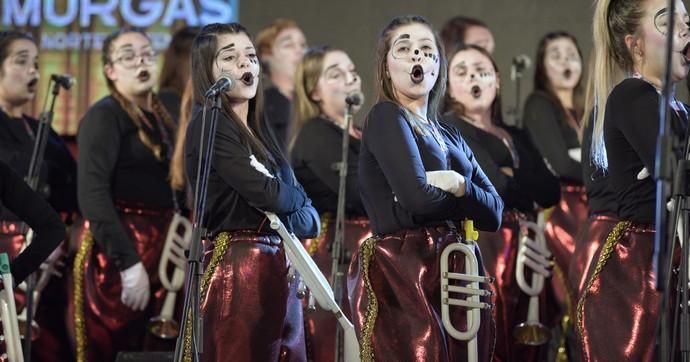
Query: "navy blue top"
358 101 503 235
443 113 560 215
185 107 319 239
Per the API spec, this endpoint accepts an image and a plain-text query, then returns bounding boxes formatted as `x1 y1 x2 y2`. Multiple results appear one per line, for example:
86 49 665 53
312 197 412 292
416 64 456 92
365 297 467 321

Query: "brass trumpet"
441 220 493 362
513 213 552 346
0 253 24 362
148 213 192 339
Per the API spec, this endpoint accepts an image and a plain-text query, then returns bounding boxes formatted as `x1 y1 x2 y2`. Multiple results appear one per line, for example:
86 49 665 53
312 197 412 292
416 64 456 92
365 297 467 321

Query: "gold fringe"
182 232 231 362
576 221 631 343
359 237 378 362
73 231 94 362
307 213 331 256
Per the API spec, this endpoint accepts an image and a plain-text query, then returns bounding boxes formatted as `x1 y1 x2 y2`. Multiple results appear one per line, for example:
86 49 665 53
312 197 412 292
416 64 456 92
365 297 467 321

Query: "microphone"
511 54 531 81
205 73 234 97
50 74 75 90
345 91 364 106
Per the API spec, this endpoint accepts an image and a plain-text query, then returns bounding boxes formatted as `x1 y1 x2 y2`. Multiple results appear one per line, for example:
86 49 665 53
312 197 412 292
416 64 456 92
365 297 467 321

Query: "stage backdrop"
1 0 238 135
2 0 688 134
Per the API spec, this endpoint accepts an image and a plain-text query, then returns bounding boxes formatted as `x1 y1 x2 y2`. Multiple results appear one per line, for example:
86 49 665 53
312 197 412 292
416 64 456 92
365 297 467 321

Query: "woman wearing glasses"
72 28 177 361
289 46 370 361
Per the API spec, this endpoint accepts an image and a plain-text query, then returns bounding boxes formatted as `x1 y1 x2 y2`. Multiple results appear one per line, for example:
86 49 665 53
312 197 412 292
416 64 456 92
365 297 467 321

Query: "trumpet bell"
148 316 180 339
512 321 550 346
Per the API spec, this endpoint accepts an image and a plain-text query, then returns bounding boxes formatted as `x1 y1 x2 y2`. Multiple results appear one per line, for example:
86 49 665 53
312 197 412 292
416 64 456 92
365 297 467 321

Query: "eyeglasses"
324 68 359 85
111 50 157 69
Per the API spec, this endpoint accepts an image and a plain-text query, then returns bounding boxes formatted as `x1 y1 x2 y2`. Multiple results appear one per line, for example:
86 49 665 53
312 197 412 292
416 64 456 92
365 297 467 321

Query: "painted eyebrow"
215 43 236 57
656 8 669 19
392 34 411 45
13 50 29 57
324 63 340 72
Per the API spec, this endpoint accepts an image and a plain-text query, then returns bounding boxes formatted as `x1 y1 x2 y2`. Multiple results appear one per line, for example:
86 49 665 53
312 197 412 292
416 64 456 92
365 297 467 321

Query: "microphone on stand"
205 73 234 98
510 54 532 128
345 91 364 106
50 74 75 90
510 54 531 81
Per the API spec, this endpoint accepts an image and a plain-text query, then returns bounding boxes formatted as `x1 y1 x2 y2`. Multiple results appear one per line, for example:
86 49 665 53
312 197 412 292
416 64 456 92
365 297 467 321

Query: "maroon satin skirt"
477 211 547 362
544 184 588 324
568 214 618 305
301 215 371 362
0 220 75 362
577 222 676 361
348 226 494 362
69 206 174 362
195 230 305 362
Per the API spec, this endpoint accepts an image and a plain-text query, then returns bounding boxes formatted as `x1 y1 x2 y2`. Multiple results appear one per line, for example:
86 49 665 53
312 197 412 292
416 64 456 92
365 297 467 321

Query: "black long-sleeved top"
523 91 583 183
184 107 319 239
0 161 64 284
0 110 77 221
581 116 617 215
359 102 503 235
264 87 292 152
604 78 687 223
77 96 175 270
443 113 560 214
291 117 366 216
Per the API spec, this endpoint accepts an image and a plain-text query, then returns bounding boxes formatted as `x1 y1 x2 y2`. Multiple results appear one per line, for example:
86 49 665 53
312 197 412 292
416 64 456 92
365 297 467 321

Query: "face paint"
448 48 498 114
544 37 582 92
213 33 261 100
640 0 690 82
312 50 363 119
386 23 441 99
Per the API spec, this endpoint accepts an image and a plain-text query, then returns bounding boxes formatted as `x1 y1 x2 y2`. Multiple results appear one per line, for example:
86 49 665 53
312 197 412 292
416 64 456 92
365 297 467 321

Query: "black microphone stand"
655 0 686 360
329 101 355 362
173 94 222 362
511 63 526 128
22 78 66 362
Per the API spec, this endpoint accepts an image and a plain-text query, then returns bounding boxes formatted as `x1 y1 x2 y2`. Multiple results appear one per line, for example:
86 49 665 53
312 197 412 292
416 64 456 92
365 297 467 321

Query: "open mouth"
681 43 690 65
410 65 424 84
563 69 572 79
471 85 482 99
136 70 150 82
27 78 38 92
240 72 254 86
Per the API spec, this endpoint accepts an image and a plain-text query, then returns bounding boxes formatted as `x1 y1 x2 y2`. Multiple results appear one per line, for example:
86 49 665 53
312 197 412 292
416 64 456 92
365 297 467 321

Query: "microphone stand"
22 79 65 362
173 94 222 362
330 102 355 362
655 0 684 360
511 63 526 128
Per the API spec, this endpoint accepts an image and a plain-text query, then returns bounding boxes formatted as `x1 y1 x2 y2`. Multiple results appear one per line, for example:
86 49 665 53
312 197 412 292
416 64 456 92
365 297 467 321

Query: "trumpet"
263 212 360 362
0 253 24 362
513 213 552 346
441 220 493 362
148 212 192 339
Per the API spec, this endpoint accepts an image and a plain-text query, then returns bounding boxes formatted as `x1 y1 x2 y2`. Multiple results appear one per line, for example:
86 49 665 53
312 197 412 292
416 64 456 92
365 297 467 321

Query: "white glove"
250 155 275 178
120 262 150 311
637 167 650 180
425 170 466 197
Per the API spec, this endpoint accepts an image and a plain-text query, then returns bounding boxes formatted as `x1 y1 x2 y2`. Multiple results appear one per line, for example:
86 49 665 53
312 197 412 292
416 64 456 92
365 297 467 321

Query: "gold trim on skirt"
359 236 378 362
73 230 94 362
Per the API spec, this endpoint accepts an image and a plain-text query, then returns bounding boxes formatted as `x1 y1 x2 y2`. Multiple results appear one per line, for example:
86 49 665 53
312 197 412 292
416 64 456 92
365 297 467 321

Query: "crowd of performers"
1 0 690 360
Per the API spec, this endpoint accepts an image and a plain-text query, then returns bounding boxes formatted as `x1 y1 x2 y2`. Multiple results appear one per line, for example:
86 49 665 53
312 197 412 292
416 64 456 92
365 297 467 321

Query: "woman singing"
349 15 503 361
290 45 371 361
0 30 78 361
74 28 178 361
443 44 560 362
184 23 319 361
578 0 690 359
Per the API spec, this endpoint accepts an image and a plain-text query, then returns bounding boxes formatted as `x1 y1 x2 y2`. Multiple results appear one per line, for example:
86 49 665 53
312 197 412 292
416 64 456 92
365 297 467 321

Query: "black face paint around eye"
654 8 669 35
423 52 439 63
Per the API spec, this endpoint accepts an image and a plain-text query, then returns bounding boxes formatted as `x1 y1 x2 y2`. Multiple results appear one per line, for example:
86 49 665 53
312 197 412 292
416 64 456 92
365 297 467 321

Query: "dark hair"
159 26 200 95
444 44 505 127
192 23 284 167
440 16 488 57
101 27 176 161
375 15 448 133
534 31 585 126
0 31 36 70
